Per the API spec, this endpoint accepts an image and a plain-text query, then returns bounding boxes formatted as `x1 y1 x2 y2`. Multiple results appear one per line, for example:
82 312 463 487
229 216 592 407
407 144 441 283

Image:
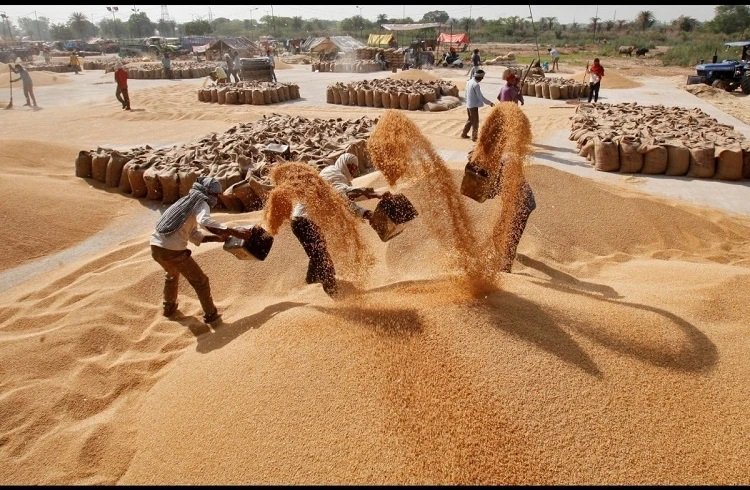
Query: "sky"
0 4 721 27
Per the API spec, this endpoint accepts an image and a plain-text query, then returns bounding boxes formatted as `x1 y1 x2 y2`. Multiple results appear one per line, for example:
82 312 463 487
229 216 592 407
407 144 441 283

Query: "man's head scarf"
154 176 222 235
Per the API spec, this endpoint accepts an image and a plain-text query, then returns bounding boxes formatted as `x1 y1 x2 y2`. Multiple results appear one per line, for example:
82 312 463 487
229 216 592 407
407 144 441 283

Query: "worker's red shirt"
115 68 128 89
589 63 605 78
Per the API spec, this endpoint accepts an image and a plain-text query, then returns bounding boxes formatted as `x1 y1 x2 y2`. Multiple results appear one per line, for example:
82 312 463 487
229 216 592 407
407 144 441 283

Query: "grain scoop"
369 192 419 242
223 225 274 261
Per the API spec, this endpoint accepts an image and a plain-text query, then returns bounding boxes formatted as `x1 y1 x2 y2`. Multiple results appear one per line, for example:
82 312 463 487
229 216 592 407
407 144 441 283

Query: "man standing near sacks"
461 69 494 142
497 72 524 106
548 47 560 72
587 58 605 103
114 62 131 110
161 51 173 79
150 176 253 324
266 48 277 83
290 153 380 296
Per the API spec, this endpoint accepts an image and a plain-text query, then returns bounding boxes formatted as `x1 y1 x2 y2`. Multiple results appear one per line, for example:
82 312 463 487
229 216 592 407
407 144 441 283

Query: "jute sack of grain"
594 137 620 172
399 92 409 110
197 89 205 102
424 101 448 112
407 93 420 111
252 90 264 105
281 85 291 101
380 89 390 108
119 162 133 194
75 150 93 178
665 143 690 176
226 91 238 104
178 170 198 197
390 91 400 109
357 88 366 106
372 89 382 107
326 87 334 103
105 151 130 187
687 146 715 178
262 89 272 104
143 166 163 201
332 87 342 104
340 88 349 105
714 146 743 181
290 85 300 99
237 90 245 104
534 83 543 98
641 143 668 174
549 84 561 99
127 164 148 198
579 139 595 160
218 186 245 212
243 89 252 104
365 89 374 107
560 85 569 99
312 62 318 72
217 87 227 104
91 152 110 183
158 167 180 204
423 90 437 103
346 87 355 106
619 136 644 173
228 180 263 212
269 87 279 103
210 88 218 103
743 148 750 179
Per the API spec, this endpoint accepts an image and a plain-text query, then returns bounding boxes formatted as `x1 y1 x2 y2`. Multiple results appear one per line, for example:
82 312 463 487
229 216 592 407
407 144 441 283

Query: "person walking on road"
587 57 605 103
114 61 131 110
10 64 37 107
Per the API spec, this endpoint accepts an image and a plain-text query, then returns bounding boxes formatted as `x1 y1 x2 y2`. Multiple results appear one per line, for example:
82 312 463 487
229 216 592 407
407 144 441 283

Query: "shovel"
5 65 12 110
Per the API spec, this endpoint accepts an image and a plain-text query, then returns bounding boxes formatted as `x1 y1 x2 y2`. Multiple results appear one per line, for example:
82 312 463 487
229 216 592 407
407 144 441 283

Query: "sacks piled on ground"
570 102 750 181
26 64 79 73
105 61 217 79
197 80 301 105
355 47 380 60
74 114 378 211
325 79 460 111
312 60 384 73
523 75 589 100
485 52 516 65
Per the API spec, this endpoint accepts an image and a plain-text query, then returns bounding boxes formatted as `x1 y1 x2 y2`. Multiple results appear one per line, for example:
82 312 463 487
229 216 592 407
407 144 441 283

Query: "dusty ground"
0 50 749 485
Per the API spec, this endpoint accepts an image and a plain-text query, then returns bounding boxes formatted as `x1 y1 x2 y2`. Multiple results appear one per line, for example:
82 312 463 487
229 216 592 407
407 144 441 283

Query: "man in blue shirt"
460 69 494 142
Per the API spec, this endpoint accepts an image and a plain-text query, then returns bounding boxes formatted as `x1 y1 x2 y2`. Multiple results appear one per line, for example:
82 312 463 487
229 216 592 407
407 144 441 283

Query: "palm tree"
590 16 600 33
376 13 388 25
636 10 655 31
674 15 697 32
617 19 627 30
69 11 87 39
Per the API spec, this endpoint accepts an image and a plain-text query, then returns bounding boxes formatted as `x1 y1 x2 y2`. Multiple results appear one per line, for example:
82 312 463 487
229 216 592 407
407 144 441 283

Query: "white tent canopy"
380 23 443 31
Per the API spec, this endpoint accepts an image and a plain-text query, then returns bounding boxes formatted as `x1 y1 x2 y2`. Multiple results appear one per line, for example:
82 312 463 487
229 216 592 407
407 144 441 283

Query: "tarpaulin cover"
380 22 442 31
367 33 394 46
437 32 469 44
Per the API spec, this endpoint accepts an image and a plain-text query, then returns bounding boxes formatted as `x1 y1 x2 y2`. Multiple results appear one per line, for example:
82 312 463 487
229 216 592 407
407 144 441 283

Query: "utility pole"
468 5 472 42
593 4 599 44
271 5 276 37
33 10 41 40
249 7 258 42
528 5 540 63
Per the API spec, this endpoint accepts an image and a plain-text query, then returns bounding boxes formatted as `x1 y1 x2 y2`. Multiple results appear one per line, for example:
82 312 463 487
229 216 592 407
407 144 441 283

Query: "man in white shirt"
150 176 253 324
290 153 380 296
548 47 560 72
460 69 494 142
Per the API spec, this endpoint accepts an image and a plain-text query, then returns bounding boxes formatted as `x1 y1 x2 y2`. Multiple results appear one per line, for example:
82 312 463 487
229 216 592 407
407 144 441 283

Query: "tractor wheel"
741 76 750 95
712 79 730 91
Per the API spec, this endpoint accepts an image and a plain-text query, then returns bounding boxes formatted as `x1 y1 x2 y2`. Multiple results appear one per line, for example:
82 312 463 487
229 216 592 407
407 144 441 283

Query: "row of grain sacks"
326 80 458 111
312 60 383 73
575 135 750 180
26 64 78 73
198 83 300 104
127 66 214 79
74 148 264 211
523 77 589 100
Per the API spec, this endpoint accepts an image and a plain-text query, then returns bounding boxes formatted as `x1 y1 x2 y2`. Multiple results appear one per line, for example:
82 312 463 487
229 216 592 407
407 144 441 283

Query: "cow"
618 45 634 56
635 47 649 57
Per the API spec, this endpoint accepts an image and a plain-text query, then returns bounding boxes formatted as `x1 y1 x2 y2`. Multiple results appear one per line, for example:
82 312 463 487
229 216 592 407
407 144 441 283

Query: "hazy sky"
0 5 721 27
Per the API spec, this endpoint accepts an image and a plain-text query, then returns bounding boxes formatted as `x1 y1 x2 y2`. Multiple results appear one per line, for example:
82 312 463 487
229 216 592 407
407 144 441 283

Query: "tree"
590 16 600 33
69 12 88 38
376 13 388 25
291 16 303 31
18 15 51 40
183 20 212 36
636 10 655 31
50 22 73 41
604 20 614 31
709 5 750 34
673 15 698 32
128 11 154 38
420 10 449 23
